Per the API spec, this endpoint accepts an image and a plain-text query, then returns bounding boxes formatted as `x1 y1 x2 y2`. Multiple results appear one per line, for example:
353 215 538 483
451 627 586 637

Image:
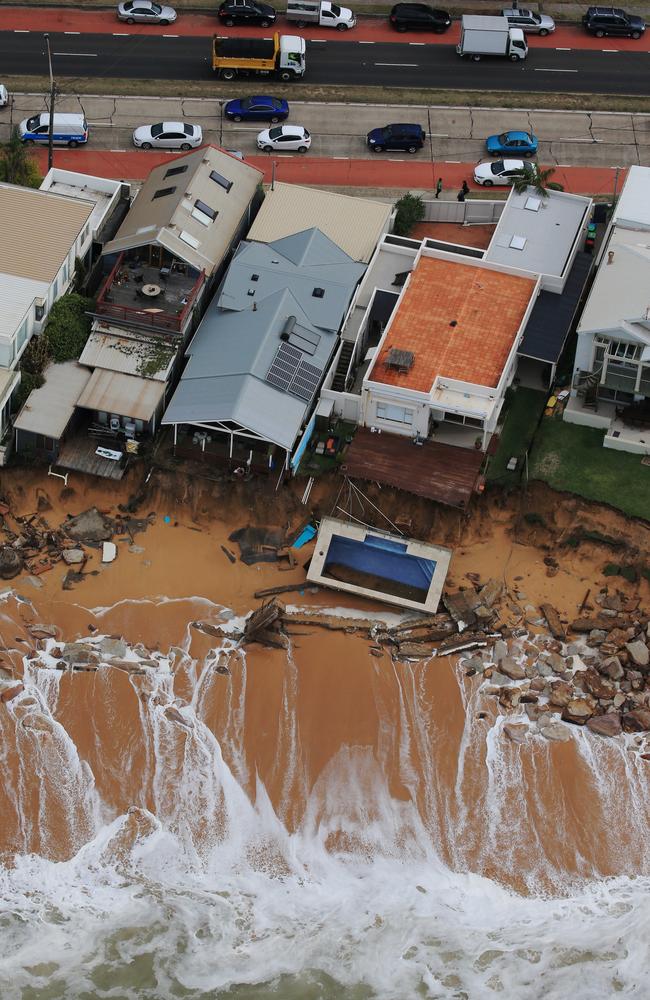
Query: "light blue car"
486 130 538 157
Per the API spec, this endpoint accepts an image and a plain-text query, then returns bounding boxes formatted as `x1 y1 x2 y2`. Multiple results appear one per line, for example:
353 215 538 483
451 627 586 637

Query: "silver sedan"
133 122 202 150
117 1 177 24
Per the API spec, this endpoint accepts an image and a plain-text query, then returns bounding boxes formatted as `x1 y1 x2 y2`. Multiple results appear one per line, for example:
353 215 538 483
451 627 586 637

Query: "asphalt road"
1 31 649 95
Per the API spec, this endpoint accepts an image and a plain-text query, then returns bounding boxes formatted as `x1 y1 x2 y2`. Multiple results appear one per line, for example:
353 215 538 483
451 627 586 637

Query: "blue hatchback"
224 96 289 123
486 130 538 157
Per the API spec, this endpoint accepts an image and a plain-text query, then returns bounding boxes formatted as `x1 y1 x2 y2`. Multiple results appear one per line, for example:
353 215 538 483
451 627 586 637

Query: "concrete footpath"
32 146 625 195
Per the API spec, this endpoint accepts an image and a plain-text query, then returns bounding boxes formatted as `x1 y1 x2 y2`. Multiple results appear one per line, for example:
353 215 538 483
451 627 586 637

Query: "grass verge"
487 387 547 487
528 415 650 521
4 76 650 114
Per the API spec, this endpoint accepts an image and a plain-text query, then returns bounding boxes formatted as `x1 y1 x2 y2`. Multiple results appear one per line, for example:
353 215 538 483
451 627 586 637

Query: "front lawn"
487 387 547 486
528 416 650 521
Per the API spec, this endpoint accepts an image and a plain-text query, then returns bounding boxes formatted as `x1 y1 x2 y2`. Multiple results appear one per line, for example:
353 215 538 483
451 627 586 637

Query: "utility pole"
44 33 56 172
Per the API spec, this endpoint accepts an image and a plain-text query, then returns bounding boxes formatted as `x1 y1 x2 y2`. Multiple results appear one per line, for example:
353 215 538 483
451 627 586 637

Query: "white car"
474 158 532 186
117 1 177 23
0 85 8 107
133 122 203 150
257 125 311 153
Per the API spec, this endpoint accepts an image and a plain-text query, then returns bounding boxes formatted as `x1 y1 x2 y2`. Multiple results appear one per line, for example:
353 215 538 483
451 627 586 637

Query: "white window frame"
375 402 414 425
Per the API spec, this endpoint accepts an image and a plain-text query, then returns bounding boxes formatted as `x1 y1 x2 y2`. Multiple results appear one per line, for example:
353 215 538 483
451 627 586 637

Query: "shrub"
42 293 94 361
0 127 41 188
393 193 425 237
14 371 45 413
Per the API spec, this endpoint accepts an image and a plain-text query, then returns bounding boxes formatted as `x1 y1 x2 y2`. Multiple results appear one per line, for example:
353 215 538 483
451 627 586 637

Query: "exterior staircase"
331 341 354 392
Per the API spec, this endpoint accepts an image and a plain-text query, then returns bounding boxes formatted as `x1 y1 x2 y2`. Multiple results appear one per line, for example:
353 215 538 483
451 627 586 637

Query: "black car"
389 3 451 33
218 0 276 27
367 123 426 153
582 6 645 37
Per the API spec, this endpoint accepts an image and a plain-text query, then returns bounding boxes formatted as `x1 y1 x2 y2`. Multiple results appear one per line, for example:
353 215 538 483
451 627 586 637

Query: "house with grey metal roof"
162 229 365 471
565 166 650 455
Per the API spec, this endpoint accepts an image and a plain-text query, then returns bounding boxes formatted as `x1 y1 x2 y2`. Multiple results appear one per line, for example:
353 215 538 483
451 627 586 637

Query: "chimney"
607 251 615 265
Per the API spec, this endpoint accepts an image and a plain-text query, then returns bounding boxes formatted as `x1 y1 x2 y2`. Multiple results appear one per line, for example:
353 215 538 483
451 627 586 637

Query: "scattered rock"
498 656 526 681
548 681 574 708
539 720 572 742
1 683 24 704
0 546 23 580
492 639 508 663
626 640 649 669
586 714 622 738
562 698 595 725
622 708 650 733
62 549 85 566
579 667 617 701
599 656 624 681
99 637 127 659
503 722 529 744
478 578 504 608
28 624 57 640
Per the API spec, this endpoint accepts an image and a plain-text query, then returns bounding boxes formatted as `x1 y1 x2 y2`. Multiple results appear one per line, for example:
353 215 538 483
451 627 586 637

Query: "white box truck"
456 15 528 61
286 1 356 30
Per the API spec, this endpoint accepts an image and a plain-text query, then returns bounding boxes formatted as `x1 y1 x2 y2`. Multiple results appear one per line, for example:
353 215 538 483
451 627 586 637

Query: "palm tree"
511 164 563 199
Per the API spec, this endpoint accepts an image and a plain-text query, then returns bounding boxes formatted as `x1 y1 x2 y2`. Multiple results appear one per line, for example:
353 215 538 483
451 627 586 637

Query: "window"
193 198 217 221
444 412 483 428
609 339 641 360
16 319 28 351
376 403 414 425
209 169 233 193
34 302 45 322
165 164 188 178
153 187 176 200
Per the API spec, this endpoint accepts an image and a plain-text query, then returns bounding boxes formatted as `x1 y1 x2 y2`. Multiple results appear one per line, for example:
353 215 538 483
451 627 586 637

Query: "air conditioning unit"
109 416 121 433
124 421 136 439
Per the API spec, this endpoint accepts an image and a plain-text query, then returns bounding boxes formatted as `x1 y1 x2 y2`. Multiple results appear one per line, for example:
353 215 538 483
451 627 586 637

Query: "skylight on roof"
179 229 200 250
153 187 176 200
165 164 188 179
510 235 527 250
209 170 233 193
524 196 541 212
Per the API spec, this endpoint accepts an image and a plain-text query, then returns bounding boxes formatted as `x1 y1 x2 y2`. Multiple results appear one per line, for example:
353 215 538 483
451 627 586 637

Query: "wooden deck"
58 435 127 480
342 428 484 509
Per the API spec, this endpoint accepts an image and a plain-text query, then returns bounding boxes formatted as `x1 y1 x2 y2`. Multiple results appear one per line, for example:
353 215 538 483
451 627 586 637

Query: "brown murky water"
0 470 649 999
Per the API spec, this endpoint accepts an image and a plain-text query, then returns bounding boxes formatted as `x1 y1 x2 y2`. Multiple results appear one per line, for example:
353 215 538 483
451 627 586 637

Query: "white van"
19 112 89 147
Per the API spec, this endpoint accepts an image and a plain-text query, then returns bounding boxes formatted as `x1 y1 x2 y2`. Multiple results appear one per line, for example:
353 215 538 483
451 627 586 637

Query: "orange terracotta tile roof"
371 256 537 392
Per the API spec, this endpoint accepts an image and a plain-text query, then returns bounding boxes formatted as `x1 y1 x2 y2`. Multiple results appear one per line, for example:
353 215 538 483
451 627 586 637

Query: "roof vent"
607 250 615 265
247 289 255 296
524 196 541 212
312 287 325 298
251 273 259 281
386 348 414 372
280 316 297 341
449 320 457 328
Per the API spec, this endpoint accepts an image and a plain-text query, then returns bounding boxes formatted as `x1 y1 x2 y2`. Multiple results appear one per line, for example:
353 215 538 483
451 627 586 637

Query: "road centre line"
113 32 129 35
374 62 418 67
409 42 426 45
358 40 375 44
555 47 571 50
558 136 599 142
64 31 80 35
14 29 29 32
53 52 98 57
534 68 578 73
163 34 179 38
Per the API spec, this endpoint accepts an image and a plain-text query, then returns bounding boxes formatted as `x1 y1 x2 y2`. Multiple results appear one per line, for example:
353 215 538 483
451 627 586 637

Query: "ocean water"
1 603 649 999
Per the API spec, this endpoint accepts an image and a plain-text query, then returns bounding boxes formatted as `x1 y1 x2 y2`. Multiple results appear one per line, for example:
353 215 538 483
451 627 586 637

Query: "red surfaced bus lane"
2 6 650 50
32 146 626 197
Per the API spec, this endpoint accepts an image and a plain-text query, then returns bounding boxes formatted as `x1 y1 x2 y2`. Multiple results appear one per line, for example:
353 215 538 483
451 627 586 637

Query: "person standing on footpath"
435 177 443 199
457 180 470 202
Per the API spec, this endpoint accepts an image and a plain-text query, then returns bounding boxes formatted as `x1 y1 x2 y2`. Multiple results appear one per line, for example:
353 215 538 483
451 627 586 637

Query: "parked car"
133 122 203 150
257 124 311 152
218 0 276 26
582 6 645 38
117 1 177 24
20 112 88 146
389 3 451 32
224 96 289 123
486 130 538 157
501 8 555 35
366 123 426 153
474 158 533 186
0 85 8 107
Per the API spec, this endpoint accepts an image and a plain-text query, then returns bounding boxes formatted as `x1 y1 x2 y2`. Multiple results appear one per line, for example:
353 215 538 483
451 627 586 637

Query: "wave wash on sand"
1 591 650 1000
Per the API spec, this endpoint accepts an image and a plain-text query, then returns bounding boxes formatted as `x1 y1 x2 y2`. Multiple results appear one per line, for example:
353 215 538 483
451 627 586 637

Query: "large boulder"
549 681 574 708
622 709 650 733
626 640 649 669
586 713 622 738
599 656 624 681
562 698 595 725
498 656 526 681
64 507 114 544
539 720 573 742
579 667 617 701
0 546 22 580
503 722 529 744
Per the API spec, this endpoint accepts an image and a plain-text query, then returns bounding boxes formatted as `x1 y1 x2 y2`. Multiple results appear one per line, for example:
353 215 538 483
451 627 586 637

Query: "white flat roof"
612 165 650 231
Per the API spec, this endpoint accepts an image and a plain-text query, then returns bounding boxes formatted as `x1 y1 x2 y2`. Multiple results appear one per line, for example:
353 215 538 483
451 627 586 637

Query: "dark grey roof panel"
518 252 593 364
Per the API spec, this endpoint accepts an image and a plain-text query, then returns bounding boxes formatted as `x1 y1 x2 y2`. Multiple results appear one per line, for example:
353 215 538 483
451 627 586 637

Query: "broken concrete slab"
64 508 114 544
62 549 85 566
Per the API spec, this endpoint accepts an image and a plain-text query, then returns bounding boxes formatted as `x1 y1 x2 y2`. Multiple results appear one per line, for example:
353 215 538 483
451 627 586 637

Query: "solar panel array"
265 343 323 403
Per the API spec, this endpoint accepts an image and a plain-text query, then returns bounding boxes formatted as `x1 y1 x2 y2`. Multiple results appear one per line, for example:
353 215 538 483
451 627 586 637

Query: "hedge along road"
0 31 649 97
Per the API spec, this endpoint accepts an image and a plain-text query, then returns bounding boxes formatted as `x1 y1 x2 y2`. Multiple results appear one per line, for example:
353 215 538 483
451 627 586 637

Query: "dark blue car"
486 130 538 157
224 96 289 123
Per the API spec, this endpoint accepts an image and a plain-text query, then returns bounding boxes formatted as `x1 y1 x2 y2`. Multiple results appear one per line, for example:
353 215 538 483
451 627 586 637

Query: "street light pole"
44 33 56 172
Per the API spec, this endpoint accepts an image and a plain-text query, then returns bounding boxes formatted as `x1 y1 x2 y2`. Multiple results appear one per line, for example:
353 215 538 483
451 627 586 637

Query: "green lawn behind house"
529 416 650 521
487 387 547 487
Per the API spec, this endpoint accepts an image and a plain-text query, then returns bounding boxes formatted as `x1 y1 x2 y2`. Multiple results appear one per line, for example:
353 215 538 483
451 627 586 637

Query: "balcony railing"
95 252 204 334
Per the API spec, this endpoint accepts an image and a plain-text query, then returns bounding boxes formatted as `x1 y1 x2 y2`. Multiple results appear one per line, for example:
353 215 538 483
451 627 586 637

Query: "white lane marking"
557 163 571 167
602 49 619 52
14 29 30 33
309 38 326 42
534 67 578 72
374 62 418 67
163 34 179 38
64 31 81 35
53 52 98 57
558 136 599 142
429 132 449 137
555 46 571 50
359 40 375 44
333 155 348 159
113 32 129 35
409 42 426 45
446 159 461 163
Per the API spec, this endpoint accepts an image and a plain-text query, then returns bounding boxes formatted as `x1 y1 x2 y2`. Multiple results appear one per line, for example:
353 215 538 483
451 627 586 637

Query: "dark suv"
367 123 426 153
582 6 645 38
218 0 276 26
389 4 451 33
